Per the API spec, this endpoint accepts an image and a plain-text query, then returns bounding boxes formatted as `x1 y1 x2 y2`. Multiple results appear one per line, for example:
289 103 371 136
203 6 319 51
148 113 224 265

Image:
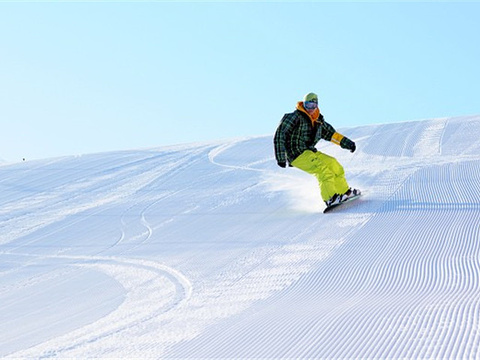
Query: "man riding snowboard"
274 92 360 207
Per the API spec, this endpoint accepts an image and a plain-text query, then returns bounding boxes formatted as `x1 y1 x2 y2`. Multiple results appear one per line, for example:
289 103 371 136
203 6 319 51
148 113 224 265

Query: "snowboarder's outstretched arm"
319 121 356 153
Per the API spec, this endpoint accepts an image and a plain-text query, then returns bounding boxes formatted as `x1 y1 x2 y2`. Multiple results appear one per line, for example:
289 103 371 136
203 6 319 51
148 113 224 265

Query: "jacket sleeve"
320 119 351 147
319 119 337 142
274 114 297 164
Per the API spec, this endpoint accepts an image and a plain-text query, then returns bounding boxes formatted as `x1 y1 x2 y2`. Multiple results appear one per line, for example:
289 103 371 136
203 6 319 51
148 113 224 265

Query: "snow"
1 115 480 358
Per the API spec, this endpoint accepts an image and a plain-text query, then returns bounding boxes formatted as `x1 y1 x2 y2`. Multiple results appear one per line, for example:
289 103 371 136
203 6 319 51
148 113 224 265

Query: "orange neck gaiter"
296 101 320 127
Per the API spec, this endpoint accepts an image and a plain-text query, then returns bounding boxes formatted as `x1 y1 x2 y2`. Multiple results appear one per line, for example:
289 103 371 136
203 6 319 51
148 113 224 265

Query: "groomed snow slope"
1 115 480 359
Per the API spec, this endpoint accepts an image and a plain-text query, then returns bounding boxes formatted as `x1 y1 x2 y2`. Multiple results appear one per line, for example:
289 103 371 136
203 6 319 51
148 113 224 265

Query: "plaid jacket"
274 108 337 164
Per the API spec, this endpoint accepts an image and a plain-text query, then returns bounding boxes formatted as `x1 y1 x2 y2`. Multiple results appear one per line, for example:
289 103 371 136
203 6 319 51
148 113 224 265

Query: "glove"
349 142 356 153
277 161 287 168
340 137 356 153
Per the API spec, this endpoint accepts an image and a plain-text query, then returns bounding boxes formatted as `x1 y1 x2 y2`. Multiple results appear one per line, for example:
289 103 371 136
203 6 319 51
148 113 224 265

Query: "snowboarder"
274 92 360 207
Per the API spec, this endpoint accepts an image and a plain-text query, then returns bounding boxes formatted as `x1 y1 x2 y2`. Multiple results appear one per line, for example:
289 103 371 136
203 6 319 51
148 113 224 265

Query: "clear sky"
1 1 479 162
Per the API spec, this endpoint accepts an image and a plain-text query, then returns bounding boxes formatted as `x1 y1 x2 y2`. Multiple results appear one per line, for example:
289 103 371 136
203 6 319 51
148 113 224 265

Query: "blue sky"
1 1 479 162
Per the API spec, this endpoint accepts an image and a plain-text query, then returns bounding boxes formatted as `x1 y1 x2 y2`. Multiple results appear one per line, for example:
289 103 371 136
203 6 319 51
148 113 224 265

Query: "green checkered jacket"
274 109 337 164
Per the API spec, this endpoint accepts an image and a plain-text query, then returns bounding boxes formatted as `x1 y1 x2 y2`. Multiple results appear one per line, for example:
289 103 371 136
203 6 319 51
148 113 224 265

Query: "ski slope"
1 115 480 358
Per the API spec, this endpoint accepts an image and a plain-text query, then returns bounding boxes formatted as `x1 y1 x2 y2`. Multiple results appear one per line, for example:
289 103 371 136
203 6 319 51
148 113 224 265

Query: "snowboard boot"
325 194 342 207
341 188 361 202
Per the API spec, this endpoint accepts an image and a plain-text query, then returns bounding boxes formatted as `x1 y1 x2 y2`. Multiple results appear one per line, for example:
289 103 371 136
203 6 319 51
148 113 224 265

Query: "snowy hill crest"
1 115 480 358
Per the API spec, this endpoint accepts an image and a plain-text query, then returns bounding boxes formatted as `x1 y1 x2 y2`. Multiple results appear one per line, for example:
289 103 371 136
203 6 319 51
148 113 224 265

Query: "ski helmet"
303 92 318 103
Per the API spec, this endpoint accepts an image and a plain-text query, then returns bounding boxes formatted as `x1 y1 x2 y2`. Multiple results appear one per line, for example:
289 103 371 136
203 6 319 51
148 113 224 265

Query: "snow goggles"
304 100 318 110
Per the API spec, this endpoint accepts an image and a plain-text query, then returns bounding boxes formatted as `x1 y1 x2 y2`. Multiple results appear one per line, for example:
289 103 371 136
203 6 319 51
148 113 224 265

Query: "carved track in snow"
4 255 192 358
2 147 206 357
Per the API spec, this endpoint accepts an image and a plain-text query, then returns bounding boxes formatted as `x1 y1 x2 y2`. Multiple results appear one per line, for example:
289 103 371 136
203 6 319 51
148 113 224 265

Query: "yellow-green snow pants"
291 150 350 202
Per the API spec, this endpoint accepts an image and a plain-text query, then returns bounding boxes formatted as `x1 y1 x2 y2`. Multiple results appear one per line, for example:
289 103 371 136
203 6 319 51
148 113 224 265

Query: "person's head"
303 92 318 113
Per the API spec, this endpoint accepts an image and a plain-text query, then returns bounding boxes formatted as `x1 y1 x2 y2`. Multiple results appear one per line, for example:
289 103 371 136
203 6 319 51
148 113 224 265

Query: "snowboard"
324 193 362 213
